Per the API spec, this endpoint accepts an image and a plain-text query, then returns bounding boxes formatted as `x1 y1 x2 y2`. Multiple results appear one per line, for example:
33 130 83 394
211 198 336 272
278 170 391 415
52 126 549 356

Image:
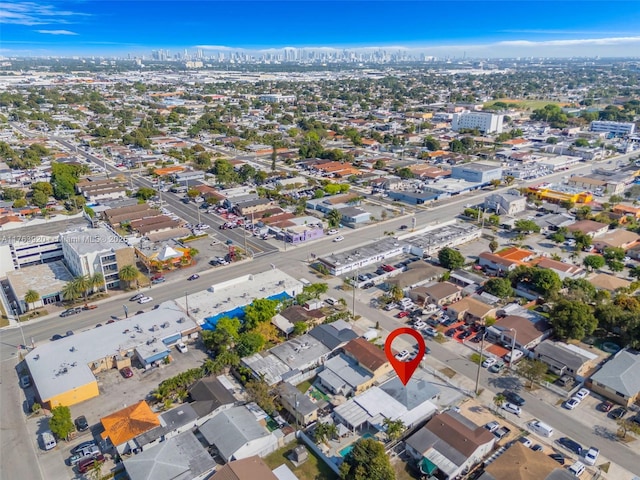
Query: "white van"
41 431 57 450
529 420 554 437
504 349 524 363
325 297 338 306
299 278 312 287
568 461 585 477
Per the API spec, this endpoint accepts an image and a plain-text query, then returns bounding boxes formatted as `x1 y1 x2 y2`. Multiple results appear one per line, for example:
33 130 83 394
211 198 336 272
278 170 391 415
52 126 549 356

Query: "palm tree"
89 272 104 294
118 264 140 289
73 275 90 301
327 209 342 228
24 289 40 311
493 393 506 412
62 281 81 302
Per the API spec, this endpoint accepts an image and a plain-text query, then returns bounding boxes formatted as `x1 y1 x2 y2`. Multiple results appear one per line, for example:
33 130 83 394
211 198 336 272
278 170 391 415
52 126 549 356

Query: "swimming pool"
338 434 374 457
202 292 291 330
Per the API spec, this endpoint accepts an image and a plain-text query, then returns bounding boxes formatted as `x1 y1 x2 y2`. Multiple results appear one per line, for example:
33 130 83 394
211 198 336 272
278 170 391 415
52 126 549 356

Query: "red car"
396 311 409 319
78 454 105 474
120 367 133 378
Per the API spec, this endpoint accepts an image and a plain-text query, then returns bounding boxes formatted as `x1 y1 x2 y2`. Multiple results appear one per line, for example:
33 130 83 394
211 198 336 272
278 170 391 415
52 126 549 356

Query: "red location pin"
385 327 426 386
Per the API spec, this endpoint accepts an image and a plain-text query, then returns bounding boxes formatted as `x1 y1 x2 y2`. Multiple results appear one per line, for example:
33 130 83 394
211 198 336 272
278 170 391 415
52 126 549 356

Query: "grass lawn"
264 441 337 480
392 458 419 480
297 379 313 394
440 367 457 379
484 98 570 110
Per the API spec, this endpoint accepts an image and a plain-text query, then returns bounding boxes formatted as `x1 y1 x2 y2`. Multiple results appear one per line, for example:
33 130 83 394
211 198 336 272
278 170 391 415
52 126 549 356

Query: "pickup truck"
494 426 511 440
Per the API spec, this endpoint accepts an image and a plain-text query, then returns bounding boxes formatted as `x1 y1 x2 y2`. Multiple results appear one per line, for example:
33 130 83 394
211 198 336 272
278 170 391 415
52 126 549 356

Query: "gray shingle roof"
591 349 640 397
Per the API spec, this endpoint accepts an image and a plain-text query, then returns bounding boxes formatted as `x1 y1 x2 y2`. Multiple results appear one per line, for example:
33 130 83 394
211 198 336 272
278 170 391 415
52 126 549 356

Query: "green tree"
293 322 308 336
493 393 506 411
489 240 499 253
244 298 278 330
513 219 541 234
423 136 441 151
438 247 465 270
216 316 241 340
245 378 275 414
314 422 338 443
483 278 513 298
118 264 139 288
550 300 597 340
575 206 592 220
517 358 548 387
237 331 266 356
389 284 404 302
603 247 625 263
583 255 605 271
24 289 40 311
186 188 200 199
49 405 75 440
574 138 589 147
573 231 592 251
89 272 104 294
327 209 342 228
62 281 82 302
136 187 156 200
339 438 394 480
382 418 405 441
73 275 91 301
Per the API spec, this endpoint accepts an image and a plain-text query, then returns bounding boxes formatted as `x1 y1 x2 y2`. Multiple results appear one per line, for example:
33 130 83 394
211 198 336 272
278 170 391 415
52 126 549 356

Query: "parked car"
363 282 375 289
78 454 105 474
504 391 526 406
74 415 89 432
423 326 438 337
120 367 133 378
484 421 500 433
445 328 457 337
396 311 409 319
395 350 410 361
549 453 566 465
531 444 543 452
71 440 97 455
20 375 31 388
609 407 627 420
176 342 188 353
151 277 166 284
482 357 497 368
40 431 56 451
502 402 521 416
557 437 583 456
568 461 586 477
138 296 153 304
518 437 532 448
574 388 590 400
583 447 599 466
327 229 339 235
599 401 614 413
489 361 505 373
564 397 581 410
66 330 74 337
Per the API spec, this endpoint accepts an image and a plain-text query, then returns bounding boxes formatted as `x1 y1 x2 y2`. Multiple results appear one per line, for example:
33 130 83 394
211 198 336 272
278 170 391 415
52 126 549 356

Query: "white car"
502 402 521 416
574 388 590 400
564 397 581 410
327 229 339 235
583 447 599 466
138 296 153 304
482 357 497 368
176 342 188 353
333 236 344 242
413 321 427 330
395 350 410 361
423 326 438 337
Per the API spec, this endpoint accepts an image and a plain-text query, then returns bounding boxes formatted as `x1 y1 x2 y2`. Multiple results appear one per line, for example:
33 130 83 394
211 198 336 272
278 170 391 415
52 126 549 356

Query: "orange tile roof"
100 401 160 446
495 247 535 262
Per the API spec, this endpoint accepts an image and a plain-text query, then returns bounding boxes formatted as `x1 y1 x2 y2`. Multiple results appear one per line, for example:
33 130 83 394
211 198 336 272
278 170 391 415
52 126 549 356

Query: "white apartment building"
452 111 504 134
590 121 636 136
258 94 297 103
60 227 135 291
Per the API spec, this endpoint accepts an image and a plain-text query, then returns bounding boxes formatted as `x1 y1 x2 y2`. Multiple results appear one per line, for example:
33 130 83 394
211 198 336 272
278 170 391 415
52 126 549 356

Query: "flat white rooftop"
24 301 198 403
174 268 303 326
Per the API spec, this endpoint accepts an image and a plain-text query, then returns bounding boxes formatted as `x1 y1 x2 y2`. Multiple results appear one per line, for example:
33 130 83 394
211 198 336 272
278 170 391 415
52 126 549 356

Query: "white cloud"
497 36 640 47
0 2 89 25
36 29 78 35
195 45 234 51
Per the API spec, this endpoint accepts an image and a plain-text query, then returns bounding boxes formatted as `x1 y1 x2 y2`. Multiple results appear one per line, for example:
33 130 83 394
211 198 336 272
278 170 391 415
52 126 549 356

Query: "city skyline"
2 0 640 58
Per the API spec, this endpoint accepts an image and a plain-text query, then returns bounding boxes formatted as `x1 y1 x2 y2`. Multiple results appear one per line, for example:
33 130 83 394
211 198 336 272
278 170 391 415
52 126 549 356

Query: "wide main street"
2 131 639 478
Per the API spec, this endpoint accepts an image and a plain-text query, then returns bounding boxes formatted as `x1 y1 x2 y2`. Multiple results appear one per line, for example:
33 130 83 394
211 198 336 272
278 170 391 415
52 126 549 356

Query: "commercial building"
404 222 482 258
258 94 296 103
525 183 593 205
23 301 199 408
317 236 406 276
7 261 74 313
484 192 526 216
450 163 503 184
590 120 636 136
452 112 504 133
60 227 135 290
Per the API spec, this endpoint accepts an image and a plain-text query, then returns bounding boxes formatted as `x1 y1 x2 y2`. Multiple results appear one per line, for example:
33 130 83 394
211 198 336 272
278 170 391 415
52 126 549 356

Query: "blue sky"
2 1 640 57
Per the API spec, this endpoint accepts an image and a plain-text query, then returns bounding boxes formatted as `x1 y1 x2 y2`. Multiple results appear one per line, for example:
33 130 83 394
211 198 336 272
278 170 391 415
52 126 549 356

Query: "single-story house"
411 282 462 306
341 337 392 379
405 411 495 480
100 401 162 454
478 442 574 480
198 405 279 462
446 296 497 324
211 456 279 480
277 381 319 427
188 377 236 423
534 341 599 381
530 257 586 280
592 229 640 251
493 315 552 352
589 349 640 407
588 273 632 292
317 354 374 396
566 219 610 238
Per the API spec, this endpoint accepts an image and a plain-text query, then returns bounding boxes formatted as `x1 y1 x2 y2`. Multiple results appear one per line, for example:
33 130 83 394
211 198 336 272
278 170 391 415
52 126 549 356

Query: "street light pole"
123 304 128 318
185 291 189 316
14 307 27 350
508 328 518 372
474 322 486 395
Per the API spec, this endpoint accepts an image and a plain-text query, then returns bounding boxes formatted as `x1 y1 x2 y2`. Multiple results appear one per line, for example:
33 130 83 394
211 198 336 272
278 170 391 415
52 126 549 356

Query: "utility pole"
474 323 486 395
